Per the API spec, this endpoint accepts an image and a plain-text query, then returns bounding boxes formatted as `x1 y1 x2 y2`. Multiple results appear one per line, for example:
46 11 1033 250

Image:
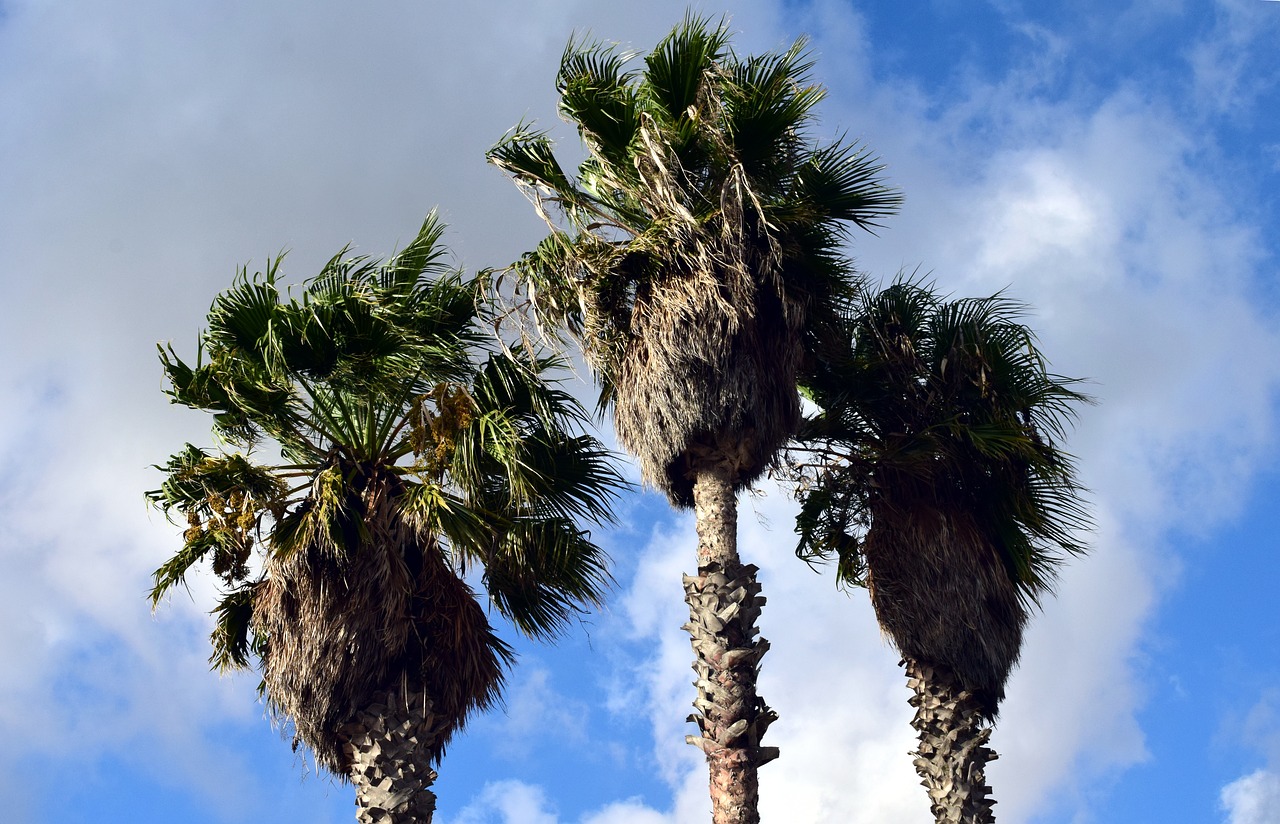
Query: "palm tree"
788 281 1091 823
147 213 624 824
487 15 900 823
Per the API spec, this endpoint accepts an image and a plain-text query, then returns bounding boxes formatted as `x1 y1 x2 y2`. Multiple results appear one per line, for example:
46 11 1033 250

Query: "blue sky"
1 1 1278 822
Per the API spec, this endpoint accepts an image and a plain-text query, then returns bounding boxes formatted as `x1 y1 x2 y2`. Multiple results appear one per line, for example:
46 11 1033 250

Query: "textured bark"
905 659 998 824
683 464 777 824
339 685 445 824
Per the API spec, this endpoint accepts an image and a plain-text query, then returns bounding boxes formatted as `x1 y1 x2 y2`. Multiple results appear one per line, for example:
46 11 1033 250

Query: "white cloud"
477 666 590 761
448 779 681 824
986 509 1155 820
453 780 561 824
1222 770 1280 824
1219 690 1280 824
581 801 672 824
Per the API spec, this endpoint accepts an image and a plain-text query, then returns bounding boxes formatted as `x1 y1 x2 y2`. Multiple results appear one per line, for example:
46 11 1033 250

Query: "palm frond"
204 265 283 366
791 141 903 232
641 12 731 128
480 517 612 638
210 582 261 671
559 38 641 165
488 125 582 206
723 38 822 174
380 210 451 295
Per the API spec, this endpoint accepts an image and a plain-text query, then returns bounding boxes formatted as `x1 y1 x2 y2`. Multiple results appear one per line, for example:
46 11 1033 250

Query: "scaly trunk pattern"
905 659 998 824
683 463 778 824
340 685 444 824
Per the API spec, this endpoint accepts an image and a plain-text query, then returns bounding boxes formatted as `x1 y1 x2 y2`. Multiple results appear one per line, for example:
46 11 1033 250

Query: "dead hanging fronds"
608 243 803 505
788 279 1092 714
864 498 1026 717
255 477 511 774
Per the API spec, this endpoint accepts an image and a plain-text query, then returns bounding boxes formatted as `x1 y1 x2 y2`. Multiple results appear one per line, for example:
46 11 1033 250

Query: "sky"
1 1 1278 822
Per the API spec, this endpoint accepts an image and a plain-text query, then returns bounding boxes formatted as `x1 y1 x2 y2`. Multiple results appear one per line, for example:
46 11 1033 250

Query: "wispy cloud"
1188 0 1280 115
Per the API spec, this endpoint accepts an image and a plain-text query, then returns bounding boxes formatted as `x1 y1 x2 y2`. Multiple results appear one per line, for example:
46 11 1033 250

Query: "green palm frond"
306 245 365 301
788 141 902 232
489 125 587 212
641 12 731 129
446 350 624 550
480 516 611 638
148 530 221 605
147 446 287 604
558 39 641 165
205 265 283 364
399 480 489 549
507 233 585 331
723 39 821 174
379 210 452 295
209 582 261 671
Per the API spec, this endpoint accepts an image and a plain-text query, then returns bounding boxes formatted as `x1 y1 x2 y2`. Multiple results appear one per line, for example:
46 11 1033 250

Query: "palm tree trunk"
340 685 443 823
683 463 778 824
905 659 998 824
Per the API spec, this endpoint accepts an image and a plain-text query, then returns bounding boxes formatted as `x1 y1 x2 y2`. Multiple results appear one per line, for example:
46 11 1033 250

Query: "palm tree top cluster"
149 14 1091 824
489 13 901 507
790 283 1092 709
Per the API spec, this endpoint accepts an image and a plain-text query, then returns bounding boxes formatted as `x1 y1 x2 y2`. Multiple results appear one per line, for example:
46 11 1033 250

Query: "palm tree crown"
791 280 1092 713
488 13 900 506
147 213 625 778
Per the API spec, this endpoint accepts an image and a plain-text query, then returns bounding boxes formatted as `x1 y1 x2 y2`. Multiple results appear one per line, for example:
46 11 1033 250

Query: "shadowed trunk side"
862 492 1025 824
864 500 1026 717
788 283 1091 824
